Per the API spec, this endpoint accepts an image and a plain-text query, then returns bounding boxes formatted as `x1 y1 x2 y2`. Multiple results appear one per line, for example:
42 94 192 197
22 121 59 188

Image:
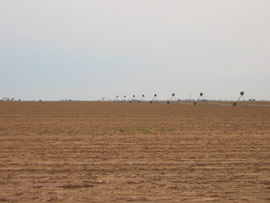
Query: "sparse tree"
150 94 157 103
234 91 245 106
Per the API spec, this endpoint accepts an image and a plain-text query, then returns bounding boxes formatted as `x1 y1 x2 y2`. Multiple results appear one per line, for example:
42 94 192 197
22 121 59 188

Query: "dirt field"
0 102 269 202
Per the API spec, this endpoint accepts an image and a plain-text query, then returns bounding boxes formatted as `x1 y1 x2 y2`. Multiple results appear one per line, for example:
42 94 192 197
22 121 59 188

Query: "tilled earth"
0 102 269 202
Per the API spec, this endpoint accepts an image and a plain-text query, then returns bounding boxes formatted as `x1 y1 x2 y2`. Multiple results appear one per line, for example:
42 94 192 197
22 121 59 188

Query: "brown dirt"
0 102 269 202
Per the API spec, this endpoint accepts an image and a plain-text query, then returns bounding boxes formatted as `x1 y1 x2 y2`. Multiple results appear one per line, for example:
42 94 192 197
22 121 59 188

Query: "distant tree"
150 94 157 103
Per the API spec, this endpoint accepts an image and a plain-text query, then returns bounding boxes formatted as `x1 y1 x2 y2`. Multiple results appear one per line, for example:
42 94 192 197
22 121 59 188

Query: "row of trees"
112 91 247 106
1 97 20 102
114 93 177 103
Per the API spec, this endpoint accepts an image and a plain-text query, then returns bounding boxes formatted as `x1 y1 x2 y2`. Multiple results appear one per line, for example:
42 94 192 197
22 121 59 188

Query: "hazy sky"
0 0 269 101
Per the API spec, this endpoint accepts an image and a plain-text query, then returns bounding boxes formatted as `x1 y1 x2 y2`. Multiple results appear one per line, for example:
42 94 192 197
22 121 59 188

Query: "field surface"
0 102 269 202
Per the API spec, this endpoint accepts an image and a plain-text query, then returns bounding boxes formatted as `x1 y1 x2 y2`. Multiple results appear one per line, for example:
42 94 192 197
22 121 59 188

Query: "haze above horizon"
0 0 269 101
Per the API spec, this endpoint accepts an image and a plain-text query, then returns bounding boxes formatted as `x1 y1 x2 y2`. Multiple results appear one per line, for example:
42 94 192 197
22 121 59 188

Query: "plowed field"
0 102 269 202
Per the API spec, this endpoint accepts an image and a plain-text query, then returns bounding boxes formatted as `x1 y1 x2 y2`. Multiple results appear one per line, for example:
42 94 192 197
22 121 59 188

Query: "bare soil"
0 102 269 202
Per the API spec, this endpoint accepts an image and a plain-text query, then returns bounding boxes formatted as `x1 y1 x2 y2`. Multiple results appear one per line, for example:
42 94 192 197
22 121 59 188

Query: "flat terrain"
0 102 269 202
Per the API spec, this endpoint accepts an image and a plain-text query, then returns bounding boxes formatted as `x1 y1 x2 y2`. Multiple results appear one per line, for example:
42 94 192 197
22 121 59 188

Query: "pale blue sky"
0 0 269 101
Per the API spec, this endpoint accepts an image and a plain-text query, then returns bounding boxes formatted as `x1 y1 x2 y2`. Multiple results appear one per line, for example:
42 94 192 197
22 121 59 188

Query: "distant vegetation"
1 97 17 102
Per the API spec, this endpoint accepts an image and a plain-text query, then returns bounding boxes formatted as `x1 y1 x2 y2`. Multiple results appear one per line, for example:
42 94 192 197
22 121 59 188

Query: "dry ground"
0 102 269 202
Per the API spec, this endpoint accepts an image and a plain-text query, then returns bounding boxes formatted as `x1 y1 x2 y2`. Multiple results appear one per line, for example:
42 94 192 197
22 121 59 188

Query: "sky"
0 0 269 101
